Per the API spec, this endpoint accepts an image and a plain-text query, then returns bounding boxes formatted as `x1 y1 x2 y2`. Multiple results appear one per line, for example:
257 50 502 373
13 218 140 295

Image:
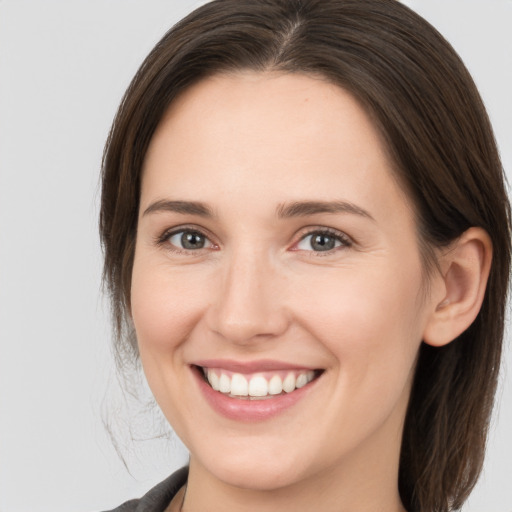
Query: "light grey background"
0 1 510 511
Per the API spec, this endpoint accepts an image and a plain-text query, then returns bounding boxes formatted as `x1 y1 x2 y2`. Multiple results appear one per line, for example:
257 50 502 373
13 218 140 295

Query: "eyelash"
155 226 353 255
293 227 353 255
155 226 216 254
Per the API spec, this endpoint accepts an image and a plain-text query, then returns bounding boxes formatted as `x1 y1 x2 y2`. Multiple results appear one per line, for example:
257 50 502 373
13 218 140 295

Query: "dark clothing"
103 466 188 512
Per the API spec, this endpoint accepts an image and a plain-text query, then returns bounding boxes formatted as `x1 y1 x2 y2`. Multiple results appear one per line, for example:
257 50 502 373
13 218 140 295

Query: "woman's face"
131 72 439 491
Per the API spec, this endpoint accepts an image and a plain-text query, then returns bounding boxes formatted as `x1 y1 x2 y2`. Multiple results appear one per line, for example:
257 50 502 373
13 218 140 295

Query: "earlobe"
423 227 492 347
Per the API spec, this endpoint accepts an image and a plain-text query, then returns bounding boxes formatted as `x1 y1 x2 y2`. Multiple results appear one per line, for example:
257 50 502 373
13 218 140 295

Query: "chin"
194 447 313 491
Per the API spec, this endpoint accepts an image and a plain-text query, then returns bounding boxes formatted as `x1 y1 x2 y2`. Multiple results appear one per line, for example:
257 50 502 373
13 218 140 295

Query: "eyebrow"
142 198 374 221
276 200 374 221
142 200 214 217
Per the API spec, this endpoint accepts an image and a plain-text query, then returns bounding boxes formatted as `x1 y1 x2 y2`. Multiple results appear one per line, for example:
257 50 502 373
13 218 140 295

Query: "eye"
295 230 351 252
165 229 214 251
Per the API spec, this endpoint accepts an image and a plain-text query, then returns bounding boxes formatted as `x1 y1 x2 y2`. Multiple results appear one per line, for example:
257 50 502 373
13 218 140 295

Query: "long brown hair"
100 1 511 510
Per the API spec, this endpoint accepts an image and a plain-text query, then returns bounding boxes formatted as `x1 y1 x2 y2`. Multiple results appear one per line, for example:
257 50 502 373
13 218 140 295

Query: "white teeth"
207 369 220 391
248 376 268 397
230 373 249 396
204 368 318 398
219 373 231 393
282 373 296 393
296 371 315 389
268 375 283 395
296 373 308 389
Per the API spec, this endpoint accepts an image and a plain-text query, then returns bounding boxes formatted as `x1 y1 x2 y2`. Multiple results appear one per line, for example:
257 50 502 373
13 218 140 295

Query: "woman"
100 1 510 511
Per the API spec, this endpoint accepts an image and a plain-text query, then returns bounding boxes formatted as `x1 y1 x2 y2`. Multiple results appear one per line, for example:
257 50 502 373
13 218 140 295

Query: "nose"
206 249 289 345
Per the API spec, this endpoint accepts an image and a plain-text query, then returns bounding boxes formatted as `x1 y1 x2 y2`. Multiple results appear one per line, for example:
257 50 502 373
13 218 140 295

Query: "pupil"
312 234 334 251
182 232 205 249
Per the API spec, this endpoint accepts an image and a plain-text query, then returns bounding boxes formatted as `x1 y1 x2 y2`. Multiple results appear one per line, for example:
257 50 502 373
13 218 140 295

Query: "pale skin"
130 72 492 512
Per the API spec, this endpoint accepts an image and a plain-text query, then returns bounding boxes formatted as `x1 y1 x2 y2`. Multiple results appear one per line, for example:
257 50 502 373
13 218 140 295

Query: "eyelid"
155 224 218 252
290 226 353 253
154 224 353 255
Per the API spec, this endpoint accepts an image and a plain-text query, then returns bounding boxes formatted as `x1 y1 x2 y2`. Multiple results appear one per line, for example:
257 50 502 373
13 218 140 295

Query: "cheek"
291 261 425 380
130 257 208 354
130 257 211 427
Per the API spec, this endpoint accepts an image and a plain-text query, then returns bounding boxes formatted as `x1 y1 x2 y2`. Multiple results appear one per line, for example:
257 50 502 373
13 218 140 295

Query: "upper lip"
192 359 319 373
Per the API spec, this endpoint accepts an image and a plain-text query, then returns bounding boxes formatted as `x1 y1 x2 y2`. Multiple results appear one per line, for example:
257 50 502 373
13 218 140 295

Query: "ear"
423 227 492 347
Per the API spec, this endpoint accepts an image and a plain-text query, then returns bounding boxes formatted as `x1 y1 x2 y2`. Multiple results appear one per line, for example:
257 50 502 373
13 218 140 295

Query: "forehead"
148 71 388 164
141 71 412 222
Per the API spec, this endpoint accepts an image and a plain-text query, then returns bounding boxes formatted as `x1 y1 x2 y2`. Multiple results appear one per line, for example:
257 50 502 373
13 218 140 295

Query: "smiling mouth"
196 366 324 400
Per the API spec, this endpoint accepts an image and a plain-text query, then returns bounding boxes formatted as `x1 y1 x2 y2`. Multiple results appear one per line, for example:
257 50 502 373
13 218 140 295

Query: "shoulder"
102 466 189 512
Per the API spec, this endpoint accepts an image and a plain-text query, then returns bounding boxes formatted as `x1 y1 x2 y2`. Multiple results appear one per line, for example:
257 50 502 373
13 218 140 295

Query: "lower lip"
191 366 320 422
